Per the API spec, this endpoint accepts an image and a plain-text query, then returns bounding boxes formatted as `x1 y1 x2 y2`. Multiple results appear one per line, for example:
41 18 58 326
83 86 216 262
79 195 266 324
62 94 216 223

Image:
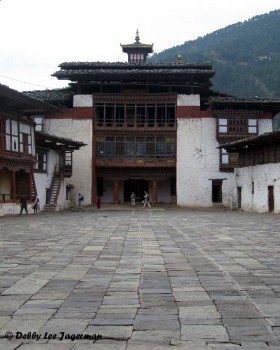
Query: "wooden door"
268 186 274 212
237 187 242 209
212 180 222 203
124 179 148 202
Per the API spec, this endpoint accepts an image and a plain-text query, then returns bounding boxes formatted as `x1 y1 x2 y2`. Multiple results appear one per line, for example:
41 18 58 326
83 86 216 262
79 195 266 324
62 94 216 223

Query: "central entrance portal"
124 179 148 202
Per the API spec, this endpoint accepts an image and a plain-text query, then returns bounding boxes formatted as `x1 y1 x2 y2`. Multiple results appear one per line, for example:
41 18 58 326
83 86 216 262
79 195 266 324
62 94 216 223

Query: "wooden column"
11 170 16 202
152 180 158 204
28 172 32 202
92 170 97 205
114 180 119 204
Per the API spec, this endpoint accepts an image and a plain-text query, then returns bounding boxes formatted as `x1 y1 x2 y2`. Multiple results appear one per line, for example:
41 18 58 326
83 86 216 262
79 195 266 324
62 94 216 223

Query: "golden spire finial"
135 29 140 43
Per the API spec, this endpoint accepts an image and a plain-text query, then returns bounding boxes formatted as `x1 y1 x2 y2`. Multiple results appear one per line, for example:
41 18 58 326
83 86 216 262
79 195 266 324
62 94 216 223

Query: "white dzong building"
24 33 280 210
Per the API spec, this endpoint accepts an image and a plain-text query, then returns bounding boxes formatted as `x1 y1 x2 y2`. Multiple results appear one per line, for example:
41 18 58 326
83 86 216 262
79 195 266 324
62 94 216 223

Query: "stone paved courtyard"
0 206 280 349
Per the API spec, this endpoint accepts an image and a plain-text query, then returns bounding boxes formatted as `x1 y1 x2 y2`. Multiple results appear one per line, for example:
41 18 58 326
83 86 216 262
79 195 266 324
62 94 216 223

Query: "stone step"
43 204 58 212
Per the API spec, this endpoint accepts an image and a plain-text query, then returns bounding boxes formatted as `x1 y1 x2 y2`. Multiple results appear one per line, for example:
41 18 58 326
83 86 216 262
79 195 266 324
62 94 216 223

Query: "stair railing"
52 171 63 205
46 168 57 205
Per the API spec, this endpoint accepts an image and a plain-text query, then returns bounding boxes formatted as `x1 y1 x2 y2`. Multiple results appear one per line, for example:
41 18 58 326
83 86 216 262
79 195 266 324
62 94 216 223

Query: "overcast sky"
0 0 279 92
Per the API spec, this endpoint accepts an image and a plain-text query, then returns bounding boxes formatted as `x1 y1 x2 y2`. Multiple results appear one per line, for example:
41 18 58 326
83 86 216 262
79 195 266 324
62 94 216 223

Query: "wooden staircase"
44 171 63 212
31 173 37 199
49 175 61 204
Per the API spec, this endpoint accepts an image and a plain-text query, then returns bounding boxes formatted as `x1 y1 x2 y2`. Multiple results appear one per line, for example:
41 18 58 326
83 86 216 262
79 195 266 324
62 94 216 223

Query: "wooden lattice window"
248 119 257 134
94 102 176 128
96 135 175 159
264 149 270 163
218 118 228 133
269 146 276 163
35 149 47 172
276 146 280 162
0 119 5 149
218 116 258 135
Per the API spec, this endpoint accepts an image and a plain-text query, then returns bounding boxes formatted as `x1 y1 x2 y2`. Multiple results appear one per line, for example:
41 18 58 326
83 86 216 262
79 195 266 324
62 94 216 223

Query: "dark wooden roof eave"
24 89 73 106
122 46 153 52
210 96 280 111
57 61 213 70
52 73 215 87
0 84 62 114
53 70 214 80
35 131 86 150
220 130 280 152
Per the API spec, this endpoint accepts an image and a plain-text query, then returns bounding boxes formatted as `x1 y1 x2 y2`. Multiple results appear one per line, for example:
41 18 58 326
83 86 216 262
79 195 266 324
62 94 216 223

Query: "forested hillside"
149 10 280 97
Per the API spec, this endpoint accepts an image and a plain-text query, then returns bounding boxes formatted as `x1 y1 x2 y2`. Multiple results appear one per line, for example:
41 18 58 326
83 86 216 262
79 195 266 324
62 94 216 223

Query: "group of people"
131 191 151 208
19 191 150 214
19 195 40 215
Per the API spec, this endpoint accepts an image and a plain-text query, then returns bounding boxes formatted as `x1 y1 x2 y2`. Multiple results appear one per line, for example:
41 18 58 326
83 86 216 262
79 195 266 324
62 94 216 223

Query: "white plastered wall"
176 94 235 208
0 203 33 216
45 96 93 206
44 119 92 206
34 149 59 209
259 119 272 135
230 117 273 212
235 164 280 213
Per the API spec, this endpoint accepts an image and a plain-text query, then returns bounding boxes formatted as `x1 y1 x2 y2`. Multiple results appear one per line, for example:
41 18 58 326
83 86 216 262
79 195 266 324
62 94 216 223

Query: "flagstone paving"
0 207 280 349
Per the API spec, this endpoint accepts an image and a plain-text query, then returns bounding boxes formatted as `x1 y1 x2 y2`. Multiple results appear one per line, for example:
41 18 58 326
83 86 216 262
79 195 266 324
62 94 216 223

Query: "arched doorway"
124 178 148 202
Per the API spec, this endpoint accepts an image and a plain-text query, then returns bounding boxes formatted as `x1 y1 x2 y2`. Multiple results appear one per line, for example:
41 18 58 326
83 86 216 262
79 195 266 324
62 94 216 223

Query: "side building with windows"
221 128 280 213
0 84 85 215
24 33 280 209
0 84 57 215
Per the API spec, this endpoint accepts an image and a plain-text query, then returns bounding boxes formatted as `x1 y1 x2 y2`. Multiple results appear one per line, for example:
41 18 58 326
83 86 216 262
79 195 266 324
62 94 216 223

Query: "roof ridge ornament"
135 29 140 43
121 31 153 63
177 52 183 63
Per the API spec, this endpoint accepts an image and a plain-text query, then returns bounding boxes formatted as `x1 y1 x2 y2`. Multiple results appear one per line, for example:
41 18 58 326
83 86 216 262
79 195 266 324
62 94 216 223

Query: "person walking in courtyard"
19 195 28 215
143 191 151 208
78 193 84 206
131 192 136 207
31 195 39 214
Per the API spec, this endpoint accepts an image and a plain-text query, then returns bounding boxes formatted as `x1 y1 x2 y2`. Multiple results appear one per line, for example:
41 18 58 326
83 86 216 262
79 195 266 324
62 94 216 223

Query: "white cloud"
0 0 278 91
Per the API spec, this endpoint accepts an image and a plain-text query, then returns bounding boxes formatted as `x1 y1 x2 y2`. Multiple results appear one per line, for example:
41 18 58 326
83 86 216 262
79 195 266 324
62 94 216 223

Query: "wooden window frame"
218 118 228 133
96 135 176 159
35 148 48 173
94 102 176 128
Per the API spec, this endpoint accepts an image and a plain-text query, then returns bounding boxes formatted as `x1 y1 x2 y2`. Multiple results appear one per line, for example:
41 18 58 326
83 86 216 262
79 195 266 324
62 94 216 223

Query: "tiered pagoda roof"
52 61 214 80
51 60 216 96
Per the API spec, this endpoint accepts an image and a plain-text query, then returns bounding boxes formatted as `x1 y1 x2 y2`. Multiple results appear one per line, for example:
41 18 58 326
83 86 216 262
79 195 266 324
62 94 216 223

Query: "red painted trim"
177 106 214 118
262 111 274 119
46 107 93 120
0 150 36 160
